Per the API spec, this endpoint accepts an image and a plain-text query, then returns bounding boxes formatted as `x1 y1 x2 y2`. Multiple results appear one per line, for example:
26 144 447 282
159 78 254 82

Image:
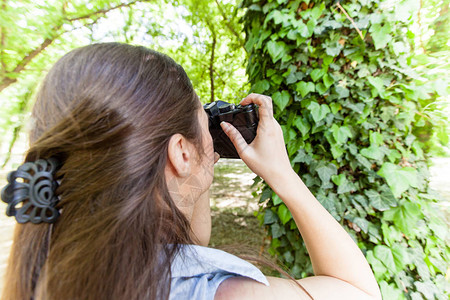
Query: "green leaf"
369 131 384 146
335 86 349 98
366 251 388 278
331 174 355 194
316 163 338 186
294 117 311 136
353 217 369 233
370 23 393 50
308 102 330 123
355 154 373 170
361 146 385 161
252 80 270 93
365 189 397 211
264 209 278 224
310 69 325 82
266 40 287 63
296 81 315 97
329 102 341 114
278 204 292 225
383 202 422 236
367 76 385 97
323 74 334 88
377 163 419 197
330 144 344 159
331 124 352 144
414 281 438 299
259 188 272 203
310 3 325 20
374 245 397 272
315 83 328 95
271 223 285 238
272 194 283 205
379 281 403 300
272 90 290 110
392 244 409 271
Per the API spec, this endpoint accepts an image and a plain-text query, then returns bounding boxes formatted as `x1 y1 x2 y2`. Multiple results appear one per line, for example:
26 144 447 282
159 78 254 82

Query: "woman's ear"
167 133 191 177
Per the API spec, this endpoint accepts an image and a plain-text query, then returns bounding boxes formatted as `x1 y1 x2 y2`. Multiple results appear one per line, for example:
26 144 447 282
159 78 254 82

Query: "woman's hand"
220 93 293 188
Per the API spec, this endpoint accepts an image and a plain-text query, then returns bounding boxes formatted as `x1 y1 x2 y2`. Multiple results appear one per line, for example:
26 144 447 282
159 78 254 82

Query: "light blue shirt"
170 245 269 300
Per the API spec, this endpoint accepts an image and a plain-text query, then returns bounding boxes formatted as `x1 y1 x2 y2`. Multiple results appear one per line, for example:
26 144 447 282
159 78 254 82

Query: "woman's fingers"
214 152 220 164
240 93 273 123
220 121 250 157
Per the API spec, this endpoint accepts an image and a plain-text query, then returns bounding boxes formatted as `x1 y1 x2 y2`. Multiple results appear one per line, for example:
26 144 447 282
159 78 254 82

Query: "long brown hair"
2 43 204 300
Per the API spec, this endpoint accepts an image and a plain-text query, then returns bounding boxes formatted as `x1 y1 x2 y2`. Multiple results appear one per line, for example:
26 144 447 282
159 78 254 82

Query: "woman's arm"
218 93 381 300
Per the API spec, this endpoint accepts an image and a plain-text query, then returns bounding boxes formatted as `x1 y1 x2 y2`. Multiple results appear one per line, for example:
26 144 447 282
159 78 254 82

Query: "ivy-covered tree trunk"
242 0 449 299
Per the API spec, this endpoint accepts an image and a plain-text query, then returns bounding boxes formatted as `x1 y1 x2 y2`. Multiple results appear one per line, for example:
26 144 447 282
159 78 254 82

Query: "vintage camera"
203 100 259 159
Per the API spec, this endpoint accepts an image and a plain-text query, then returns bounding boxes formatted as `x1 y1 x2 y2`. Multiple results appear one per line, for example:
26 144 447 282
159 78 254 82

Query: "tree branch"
67 0 147 22
209 23 217 103
213 0 245 48
1 0 7 71
417 0 427 53
0 0 150 94
335 2 364 41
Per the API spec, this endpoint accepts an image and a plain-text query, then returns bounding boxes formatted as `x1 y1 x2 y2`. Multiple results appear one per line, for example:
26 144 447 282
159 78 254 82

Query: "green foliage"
243 0 449 299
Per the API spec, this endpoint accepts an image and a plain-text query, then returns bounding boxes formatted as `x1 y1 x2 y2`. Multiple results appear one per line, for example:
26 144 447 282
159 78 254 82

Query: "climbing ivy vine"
242 0 449 299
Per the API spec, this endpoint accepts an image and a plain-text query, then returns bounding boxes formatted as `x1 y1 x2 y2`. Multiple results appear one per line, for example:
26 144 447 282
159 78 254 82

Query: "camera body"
203 101 259 159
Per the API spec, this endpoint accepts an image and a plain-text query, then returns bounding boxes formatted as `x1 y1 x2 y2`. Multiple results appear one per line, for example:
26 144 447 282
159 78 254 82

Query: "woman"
1 43 381 300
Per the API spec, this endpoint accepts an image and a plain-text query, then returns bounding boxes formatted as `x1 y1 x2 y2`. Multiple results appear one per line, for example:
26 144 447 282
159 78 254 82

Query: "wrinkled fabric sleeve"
170 245 269 300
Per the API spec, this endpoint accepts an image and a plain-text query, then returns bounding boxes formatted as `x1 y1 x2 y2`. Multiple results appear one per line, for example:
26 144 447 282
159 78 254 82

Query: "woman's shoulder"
169 244 268 300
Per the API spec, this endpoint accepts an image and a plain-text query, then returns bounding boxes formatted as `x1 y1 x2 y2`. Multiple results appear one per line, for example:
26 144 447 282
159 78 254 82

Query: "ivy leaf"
366 251 388 279
310 3 325 20
361 146 385 161
272 194 283 205
330 144 344 159
329 102 341 114
414 281 438 299
315 83 328 95
259 187 272 203
294 117 311 136
370 131 384 146
272 90 290 110
264 209 278 224
278 204 292 225
308 102 330 123
316 163 337 186
356 154 373 170
266 40 287 63
374 245 397 272
316 192 338 220
379 281 403 300
296 81 315 97
378 163 419 197
335 86 349 98
267 10 286 25
252 80 270 93
365 189 396 211
383 202 422 236
392 244 409 271
331 174 355 194
370 23 393 50
323 74 334 88
331 124 352 144
368 76 385 97
310 69 325 82
271 223 285 239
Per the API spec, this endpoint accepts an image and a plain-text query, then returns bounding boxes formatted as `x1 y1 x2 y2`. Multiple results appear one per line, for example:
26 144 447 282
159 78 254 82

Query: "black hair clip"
1 157 61 224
